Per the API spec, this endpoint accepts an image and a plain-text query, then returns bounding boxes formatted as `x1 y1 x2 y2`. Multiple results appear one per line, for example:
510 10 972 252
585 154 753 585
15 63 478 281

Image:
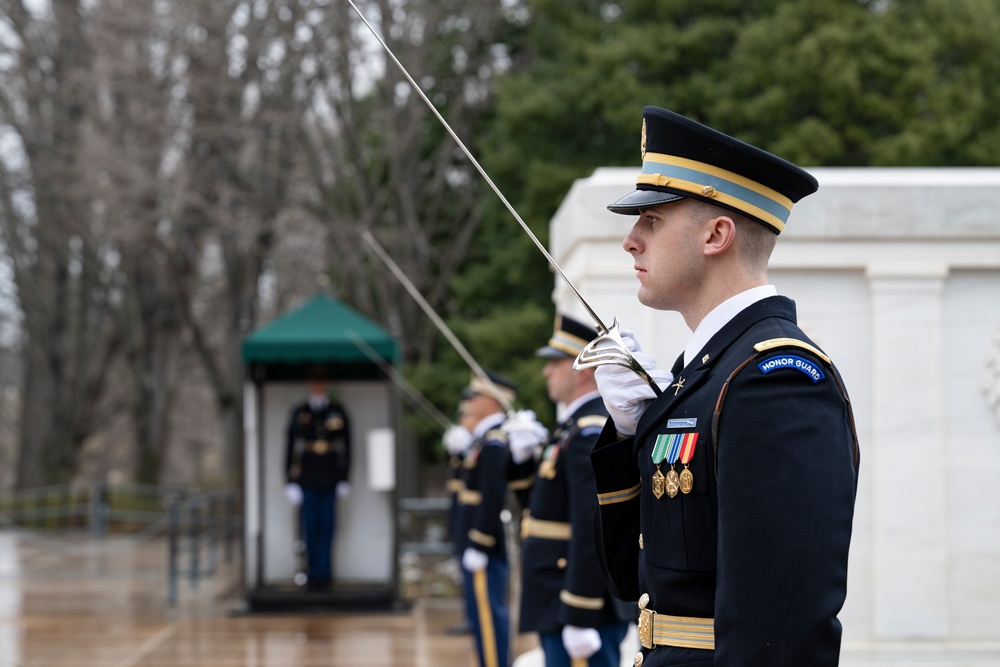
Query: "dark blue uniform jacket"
520 396 633 634
591 296 860 666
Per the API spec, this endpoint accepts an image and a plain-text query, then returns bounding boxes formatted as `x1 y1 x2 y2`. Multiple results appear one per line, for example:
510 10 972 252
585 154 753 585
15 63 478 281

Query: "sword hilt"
573 318 664 397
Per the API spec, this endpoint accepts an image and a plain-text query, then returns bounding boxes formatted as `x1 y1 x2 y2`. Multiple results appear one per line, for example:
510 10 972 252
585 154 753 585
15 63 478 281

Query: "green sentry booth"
242 293 401 610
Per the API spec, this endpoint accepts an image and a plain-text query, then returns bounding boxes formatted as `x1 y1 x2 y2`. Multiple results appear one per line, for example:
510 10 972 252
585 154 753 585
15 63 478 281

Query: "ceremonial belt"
520 516 571 541
306 440 334 455
457 489 482 505
637 594 714 651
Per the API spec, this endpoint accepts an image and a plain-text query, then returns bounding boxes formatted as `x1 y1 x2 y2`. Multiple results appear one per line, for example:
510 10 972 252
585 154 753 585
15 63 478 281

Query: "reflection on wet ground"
0 530 491 667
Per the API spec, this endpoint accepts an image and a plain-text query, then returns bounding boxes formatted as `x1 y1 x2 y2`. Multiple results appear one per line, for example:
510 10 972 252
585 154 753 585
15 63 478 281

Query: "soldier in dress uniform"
284 371 351 591
587 107 860 666
443 401 477 635
454 370 520 667
506 314 633 667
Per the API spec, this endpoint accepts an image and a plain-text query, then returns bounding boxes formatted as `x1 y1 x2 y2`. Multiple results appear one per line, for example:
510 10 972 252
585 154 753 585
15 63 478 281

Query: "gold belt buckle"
637 593 654 650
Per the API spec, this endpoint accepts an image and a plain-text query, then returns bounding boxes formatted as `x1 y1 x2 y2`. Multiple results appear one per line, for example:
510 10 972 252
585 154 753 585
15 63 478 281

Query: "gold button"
634 651 644 667
701 185 716 197
556 558 567 569
702 353 710 363
638 593 649 610
639 533 644 549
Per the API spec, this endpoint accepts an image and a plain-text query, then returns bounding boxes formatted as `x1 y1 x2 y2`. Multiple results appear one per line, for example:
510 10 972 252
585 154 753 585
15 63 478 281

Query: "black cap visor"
607 188 686 215
535 345 573 360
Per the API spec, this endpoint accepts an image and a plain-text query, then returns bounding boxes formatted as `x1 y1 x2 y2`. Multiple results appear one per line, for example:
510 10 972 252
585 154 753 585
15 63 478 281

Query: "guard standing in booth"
505 314 633 667
284 370 352 592
587 107 860 666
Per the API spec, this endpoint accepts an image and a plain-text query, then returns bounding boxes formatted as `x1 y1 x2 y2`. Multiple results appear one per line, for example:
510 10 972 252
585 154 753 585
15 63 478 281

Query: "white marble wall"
549 168 1000 664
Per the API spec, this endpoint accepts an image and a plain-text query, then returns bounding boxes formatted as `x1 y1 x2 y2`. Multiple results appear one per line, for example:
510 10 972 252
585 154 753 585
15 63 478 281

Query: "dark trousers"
300 486 337 582
462 557 509 667
538 621 630 667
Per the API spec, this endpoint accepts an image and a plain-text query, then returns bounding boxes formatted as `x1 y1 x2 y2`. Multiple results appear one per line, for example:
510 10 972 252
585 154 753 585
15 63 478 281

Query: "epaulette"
576 415 608 429
484 428 509 445
754 337 831 364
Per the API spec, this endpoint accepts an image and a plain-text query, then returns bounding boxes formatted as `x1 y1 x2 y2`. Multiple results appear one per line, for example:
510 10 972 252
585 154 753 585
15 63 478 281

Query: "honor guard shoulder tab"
575 415 608 436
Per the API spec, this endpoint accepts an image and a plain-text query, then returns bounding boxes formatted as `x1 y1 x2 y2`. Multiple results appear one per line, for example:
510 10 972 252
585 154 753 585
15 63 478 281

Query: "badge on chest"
650 430 699 499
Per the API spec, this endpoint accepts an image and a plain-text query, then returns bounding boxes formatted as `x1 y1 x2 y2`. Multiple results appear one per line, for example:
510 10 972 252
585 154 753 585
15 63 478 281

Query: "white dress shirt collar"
473 412 507 438
557 390 603 424
684 285 777 367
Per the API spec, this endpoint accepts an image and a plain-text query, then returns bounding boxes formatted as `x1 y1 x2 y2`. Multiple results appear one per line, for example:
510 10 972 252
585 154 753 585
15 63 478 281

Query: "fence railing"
0 482 242 608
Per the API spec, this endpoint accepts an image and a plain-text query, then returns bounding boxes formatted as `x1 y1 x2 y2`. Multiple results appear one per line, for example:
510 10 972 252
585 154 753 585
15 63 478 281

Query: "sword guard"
573 318 663 397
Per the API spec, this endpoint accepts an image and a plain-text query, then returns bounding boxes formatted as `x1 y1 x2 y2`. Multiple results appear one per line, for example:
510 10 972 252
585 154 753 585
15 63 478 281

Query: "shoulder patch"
754 337 831 364
576 415 608 429
758 354 826 383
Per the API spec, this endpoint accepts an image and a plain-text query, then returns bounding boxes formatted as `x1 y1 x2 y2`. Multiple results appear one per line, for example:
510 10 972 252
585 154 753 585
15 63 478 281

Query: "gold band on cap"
468 376 516 406
637 152 795 232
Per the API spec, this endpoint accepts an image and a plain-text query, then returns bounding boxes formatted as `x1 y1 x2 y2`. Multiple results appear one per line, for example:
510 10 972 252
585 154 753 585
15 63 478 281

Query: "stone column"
867 262 949 639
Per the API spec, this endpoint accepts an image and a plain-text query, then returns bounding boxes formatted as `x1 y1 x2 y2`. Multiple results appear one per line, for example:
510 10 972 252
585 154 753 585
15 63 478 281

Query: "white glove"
462 547 488 572
502 409 549 464
336 481 351 499
443 424 474 456
562 624 602 659
593 330 673 436
284 483 303 506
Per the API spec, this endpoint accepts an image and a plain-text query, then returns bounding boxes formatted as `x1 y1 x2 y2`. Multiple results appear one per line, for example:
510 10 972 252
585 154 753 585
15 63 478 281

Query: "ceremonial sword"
345 0 662 397
361 231 517 412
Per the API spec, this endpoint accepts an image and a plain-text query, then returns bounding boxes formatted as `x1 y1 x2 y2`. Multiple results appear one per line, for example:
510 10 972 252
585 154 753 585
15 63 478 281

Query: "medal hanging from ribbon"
651 433 683 499
538 444 559 480
678 432 699 494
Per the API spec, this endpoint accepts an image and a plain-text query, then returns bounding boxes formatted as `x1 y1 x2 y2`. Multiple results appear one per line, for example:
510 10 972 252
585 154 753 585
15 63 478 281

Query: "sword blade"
361 230 515 412
345 0 607 334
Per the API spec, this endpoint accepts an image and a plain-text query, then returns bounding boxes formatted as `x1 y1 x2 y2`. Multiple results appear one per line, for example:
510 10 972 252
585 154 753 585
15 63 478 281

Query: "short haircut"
686 200 776 274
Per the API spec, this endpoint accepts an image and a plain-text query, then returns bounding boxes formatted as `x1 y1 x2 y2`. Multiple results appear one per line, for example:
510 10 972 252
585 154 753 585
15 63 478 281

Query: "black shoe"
306 578 331 592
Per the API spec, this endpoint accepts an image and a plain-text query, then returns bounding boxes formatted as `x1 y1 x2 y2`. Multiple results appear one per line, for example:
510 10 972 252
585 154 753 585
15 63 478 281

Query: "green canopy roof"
242 293 398 366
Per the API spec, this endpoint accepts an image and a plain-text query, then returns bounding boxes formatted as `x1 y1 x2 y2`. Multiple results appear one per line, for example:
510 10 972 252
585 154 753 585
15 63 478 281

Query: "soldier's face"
543 357 575 405
306 380 330 397
623 200 705 311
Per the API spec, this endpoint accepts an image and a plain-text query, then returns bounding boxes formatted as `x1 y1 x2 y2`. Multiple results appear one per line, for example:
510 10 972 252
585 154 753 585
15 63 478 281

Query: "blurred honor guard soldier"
588 107 860 666
507 314 633 667
455 371 520 667
284 372 351 591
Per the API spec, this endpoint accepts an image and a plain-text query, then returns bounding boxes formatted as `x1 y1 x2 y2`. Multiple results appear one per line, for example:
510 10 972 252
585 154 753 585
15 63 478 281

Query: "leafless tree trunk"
0 0 124 487
297 0 511 364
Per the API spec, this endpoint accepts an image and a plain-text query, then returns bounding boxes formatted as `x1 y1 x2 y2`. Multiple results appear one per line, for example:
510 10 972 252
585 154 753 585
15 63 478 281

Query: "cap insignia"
640 119 647 160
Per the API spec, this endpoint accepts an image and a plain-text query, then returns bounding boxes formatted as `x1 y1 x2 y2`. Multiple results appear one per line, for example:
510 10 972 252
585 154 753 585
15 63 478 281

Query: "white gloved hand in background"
443 424 474 456
593 330 673 436
502 409 549 464
284 482 303 506
335 481 351 499
562 624 602 659
462 547 489 572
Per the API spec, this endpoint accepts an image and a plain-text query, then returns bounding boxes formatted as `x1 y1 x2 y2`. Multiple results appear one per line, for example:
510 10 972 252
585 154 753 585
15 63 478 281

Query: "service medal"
651 433 683 500
677 432 699 494
538 445 559 480
653 433 697 498
651 467 665 499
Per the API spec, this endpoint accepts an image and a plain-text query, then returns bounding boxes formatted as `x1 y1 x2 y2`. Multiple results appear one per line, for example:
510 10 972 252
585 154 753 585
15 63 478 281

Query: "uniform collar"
557 390 602 423
308 396 329 411
683 285 777 367
472 412 506 437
